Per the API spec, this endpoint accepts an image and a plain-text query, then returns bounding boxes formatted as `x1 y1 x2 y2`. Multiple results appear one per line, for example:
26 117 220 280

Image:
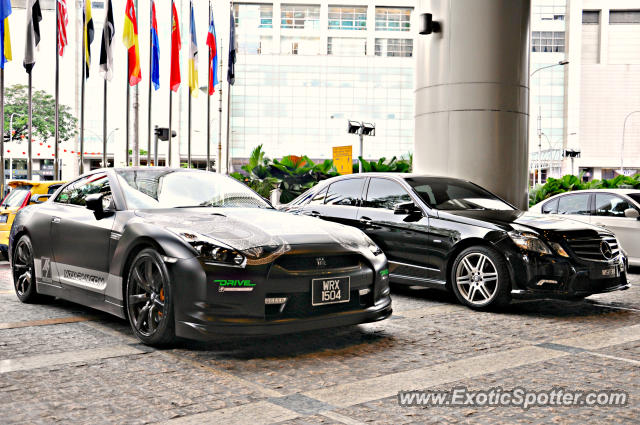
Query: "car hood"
439 209 603 233
134 207 371 253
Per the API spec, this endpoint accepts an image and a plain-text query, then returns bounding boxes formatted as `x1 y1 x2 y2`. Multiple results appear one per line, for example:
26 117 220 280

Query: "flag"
206 3 218 95
150 0 160 90
99 0 114 80
170 0 181 92
83 0 94 78
57 0 68 56
123 0 141 86
188 1 198 97
0 0 11 68
227 9 236 85
23 0 41 74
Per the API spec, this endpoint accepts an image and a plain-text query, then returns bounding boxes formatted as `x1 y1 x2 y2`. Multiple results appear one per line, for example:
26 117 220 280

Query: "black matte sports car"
281 174 630 309
9 168 391 345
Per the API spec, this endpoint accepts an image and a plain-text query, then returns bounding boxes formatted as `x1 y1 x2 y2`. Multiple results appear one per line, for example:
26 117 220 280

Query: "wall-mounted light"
419 13 441 35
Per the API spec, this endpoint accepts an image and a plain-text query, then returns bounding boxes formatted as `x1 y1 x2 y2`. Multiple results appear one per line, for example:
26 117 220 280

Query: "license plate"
311 276 350 306
601 266 620 277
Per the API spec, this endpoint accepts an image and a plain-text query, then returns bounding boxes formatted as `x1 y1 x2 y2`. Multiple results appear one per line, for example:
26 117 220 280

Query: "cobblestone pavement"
1 261 638 424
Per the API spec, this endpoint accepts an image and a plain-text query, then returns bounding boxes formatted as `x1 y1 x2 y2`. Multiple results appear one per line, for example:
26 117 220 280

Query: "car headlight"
508 231 552 255
168 228 246 267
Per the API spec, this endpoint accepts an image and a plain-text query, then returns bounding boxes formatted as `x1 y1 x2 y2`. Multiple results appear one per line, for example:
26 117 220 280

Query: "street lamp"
621 111 640 176
348 120 375 173
531 60 569 185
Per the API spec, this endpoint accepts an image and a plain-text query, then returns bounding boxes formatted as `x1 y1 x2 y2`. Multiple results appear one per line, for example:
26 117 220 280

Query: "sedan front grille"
566 234 619 262
274 254 362 272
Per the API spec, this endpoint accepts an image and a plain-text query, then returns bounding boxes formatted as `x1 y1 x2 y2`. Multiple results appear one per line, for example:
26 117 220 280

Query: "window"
582 10 600 24
609 10 640 24
594 194 634 217
280 36 320 55
56 173 111 207
531 31 565 53
365 178 412 210
628 194 640 205
234 4 273 29
557 194 590 215
309 187 327 205
375 7 411 32
534 2 566 21
281 5 320 30
375 38 413 57
47 184 63 195
325 179 364 206
406 177 514 211
328 6 367 31
328 37 366 56
541 198 558 214
1 188 31 208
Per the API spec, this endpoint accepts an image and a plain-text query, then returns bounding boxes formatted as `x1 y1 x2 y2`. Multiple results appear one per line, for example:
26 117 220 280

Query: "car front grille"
274 254 362 272
566 233 620 262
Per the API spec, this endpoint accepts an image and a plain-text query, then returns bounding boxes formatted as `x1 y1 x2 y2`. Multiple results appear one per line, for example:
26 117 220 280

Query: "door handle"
51 217 61 224
307 210 321 218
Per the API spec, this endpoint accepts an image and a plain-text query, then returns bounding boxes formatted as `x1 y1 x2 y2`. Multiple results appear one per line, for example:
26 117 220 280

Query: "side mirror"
393 201 422 215
86 193 113 218
624 208 640 219
30 194 51 204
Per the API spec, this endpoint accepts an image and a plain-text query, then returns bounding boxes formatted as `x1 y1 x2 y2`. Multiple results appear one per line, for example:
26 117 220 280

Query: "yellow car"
0 180 65 258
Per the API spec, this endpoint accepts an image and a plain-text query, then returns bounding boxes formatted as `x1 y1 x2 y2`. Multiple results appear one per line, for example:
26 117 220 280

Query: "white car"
530 189 640 267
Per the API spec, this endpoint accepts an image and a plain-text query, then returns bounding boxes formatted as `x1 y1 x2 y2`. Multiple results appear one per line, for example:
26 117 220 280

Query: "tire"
450 246 511 310
125 248 176 346
12 235 47 303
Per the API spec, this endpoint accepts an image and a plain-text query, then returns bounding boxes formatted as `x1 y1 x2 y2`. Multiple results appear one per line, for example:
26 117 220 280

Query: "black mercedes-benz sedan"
281 174 630 309
9 168 391 345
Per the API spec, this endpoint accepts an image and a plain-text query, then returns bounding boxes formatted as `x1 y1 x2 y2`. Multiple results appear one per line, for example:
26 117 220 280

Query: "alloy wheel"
13 239 34 297
455 252 499 306
127 255 167 337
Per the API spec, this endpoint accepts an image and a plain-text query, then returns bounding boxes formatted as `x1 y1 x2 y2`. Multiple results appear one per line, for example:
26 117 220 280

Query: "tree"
3 84 78 143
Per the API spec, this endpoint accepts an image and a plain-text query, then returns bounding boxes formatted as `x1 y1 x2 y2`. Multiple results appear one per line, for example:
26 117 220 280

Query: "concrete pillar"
414 0 531 210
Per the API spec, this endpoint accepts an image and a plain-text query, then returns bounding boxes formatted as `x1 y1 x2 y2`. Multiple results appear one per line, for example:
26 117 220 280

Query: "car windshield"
115 169 272 210
2 188 31 208
405 177 515 211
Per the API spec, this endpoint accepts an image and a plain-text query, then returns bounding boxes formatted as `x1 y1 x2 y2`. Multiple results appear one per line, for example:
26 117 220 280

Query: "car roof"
323 173 470 182
546 188 640 196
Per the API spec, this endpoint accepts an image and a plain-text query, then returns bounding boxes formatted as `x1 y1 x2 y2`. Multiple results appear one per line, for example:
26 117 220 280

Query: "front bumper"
498 239 630 300
176 298 392 339
167 246 391 341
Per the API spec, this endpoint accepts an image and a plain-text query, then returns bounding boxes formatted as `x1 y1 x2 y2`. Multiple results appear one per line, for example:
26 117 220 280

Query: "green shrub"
231 147 413 203
529 173 640 207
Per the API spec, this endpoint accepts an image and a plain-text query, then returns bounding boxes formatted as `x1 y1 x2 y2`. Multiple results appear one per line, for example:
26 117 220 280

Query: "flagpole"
147 0 152 166
187 91 191 168
126 57 130 166
206 1 211 172
80 1 85 175
168 1 173 168
102 80 107 167
217 39 222 174
55 2 60 179
27 72 33 179
1 68 4 194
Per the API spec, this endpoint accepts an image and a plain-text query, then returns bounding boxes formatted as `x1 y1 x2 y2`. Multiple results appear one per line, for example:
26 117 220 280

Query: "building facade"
565 0 640 181
230 1 416 162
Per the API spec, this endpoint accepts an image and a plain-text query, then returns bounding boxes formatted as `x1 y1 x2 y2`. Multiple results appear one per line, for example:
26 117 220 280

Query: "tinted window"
405 177 514 211
628 193 640 205
594 194 634 217
56 174 111 206
309 187 328 205
541 198 558 214
557 194 590 215
365 178 412 210
325 179 363 206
